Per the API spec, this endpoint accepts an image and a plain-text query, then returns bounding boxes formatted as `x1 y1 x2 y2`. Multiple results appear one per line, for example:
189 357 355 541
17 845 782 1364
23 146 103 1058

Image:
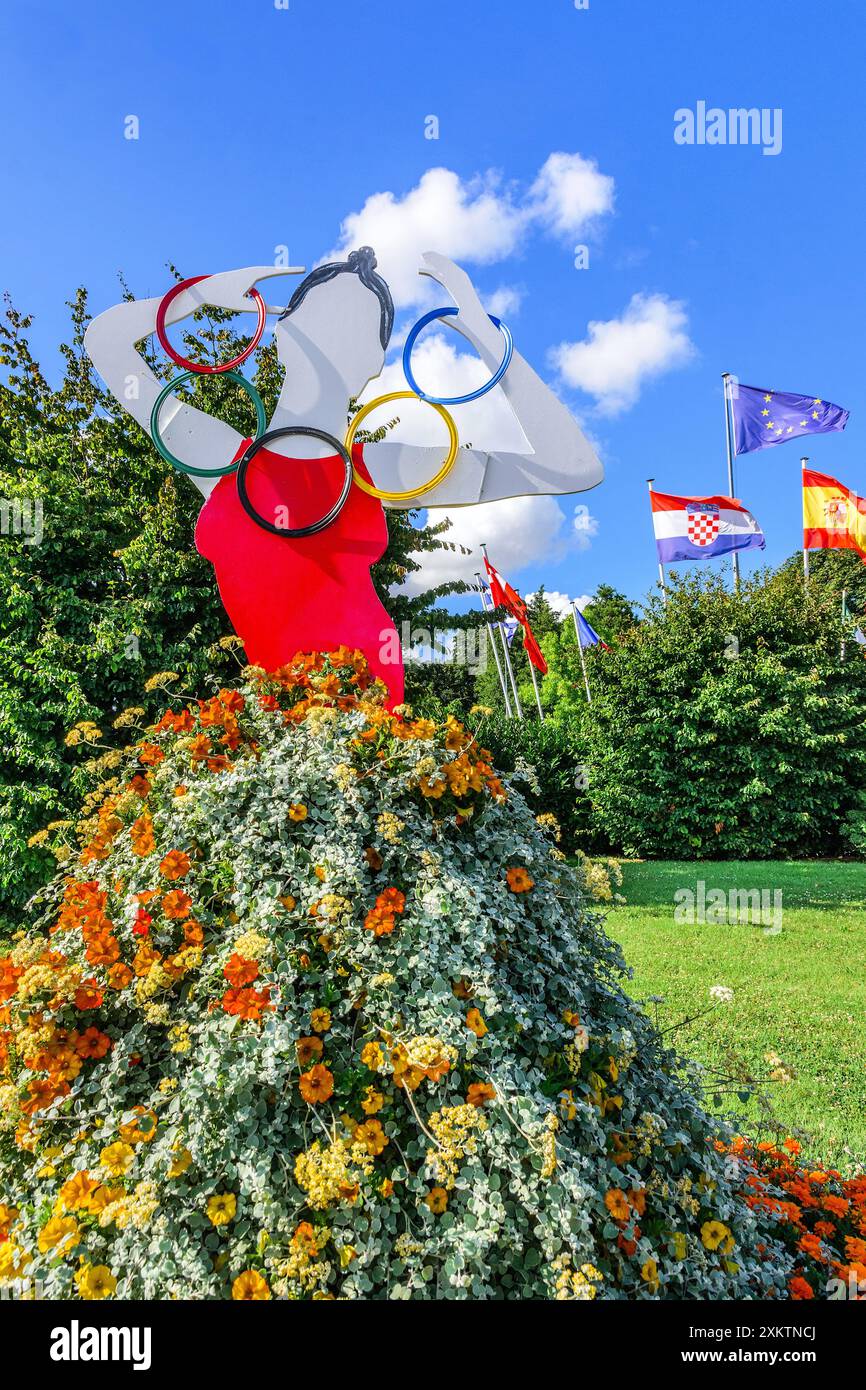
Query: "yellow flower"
361 1041 383 1072
75 1263 117 1300
288 803 308 822
338 1245 358 1269
310 1008 331 1034
701 1220 731 1251
232 1269 271 1300
168 1147 193 1179
424 1186 448 1214
207 1192 237 1227
641 1257 660 1293
380 1178 394 1198
361 1087 385 1115
99 1142 135 1177
38 1215 80 1255
672 1231 688 1260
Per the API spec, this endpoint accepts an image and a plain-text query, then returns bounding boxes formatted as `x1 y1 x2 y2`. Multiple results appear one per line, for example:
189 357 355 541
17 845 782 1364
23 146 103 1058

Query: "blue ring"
402 307 514 406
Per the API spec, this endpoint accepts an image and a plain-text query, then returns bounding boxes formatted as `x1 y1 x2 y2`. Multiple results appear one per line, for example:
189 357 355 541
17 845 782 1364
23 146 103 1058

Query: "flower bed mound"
1 651 863 1301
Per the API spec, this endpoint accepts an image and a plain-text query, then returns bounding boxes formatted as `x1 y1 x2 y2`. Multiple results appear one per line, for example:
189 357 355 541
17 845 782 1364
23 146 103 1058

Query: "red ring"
155 274 267 374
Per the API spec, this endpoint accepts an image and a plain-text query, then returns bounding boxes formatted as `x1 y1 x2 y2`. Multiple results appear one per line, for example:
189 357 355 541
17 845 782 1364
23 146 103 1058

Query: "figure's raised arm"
360 253 603 509
84 267 304 497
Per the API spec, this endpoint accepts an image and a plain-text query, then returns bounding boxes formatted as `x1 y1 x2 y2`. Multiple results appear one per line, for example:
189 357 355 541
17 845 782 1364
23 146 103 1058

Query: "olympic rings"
402 307 514 406
235 427 353 538
150 371 267 477
345 391 459 504
156 274 267 373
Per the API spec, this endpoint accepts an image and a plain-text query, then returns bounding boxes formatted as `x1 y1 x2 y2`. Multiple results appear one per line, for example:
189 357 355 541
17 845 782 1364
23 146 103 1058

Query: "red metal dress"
195 440 404 705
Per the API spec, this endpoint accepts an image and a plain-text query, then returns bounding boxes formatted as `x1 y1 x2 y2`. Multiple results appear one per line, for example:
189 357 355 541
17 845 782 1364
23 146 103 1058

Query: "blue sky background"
2 0 865 614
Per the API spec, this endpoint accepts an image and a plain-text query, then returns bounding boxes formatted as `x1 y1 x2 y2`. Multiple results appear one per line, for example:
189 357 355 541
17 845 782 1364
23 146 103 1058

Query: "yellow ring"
345 390 459 503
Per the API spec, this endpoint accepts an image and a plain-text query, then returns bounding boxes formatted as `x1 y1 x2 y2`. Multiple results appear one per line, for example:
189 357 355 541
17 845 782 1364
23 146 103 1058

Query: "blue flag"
732 383 849 456
574 606 608 650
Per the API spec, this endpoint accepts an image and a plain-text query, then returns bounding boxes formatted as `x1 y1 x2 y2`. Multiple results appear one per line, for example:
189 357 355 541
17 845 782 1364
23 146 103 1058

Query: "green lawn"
602 860 866 1172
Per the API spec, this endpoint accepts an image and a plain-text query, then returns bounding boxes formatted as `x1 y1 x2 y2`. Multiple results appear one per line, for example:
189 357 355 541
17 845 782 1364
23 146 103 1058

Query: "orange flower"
127 773 151 798
376 887 405 914
232 1270 270 1301
0 957 24 1002
466 1082 496 1107
424 1187 448 1214
74 980 104 1011
296 1036 324 1067
310 1008 331 1034
137 743 165 767
465 1008 487 1038
129 816 155 857
288 804 308 822
223 954 259 988
107 963 133 990
221 986 272 1022
364 907 396 937
604 1188 630 1222
505 867 534 894
364 847 383 871
299 1063 334 1105
74 1027 112 1060
160 849 191 881
161 890 192 920
629 1188 647 1217
788 1275 814 1300
354 1118 388 1156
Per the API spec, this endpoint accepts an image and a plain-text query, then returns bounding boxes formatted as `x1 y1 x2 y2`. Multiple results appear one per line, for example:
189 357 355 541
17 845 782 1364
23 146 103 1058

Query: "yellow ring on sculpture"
345 390 459 503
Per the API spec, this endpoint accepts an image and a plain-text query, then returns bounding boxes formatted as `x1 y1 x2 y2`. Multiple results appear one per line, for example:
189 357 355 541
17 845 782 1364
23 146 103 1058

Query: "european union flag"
732 383 849 456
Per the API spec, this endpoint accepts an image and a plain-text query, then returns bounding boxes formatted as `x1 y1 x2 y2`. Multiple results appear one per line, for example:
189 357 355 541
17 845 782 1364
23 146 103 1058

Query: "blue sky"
3 0 865 614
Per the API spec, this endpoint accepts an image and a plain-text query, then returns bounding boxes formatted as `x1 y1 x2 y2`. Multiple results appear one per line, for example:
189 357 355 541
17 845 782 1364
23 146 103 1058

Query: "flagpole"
572 603 593 703
841 588 847 663
801 456 810 583
475 573 512 716
480 544 524 720
722 373 741 590
647 477 667 603
513 582 544 720
527 660 545 719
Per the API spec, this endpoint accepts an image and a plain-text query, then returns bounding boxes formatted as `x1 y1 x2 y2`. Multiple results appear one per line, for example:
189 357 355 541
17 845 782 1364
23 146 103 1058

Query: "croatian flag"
650 490 766 564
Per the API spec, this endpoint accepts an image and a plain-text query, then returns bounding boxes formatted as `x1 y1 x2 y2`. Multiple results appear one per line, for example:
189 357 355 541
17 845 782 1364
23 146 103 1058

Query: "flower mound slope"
1 651 863 1300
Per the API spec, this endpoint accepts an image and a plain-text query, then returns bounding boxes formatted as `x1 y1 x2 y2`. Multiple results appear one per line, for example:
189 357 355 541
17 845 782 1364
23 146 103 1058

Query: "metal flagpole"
475 573 512 716
801 457 810 583
480 544 524 719
841 588 847 663
527 655 545 720
722 373 741 590
647 477 667 603
500 622 524 720
572 602 592 703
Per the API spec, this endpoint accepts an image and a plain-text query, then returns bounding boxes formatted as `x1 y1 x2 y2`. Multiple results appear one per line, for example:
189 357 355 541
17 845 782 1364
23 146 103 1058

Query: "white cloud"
483 284 524 319
573 503 599 549
526 152 615 237
550 292 695 414
396 495 571 597
526 589 589 620
325 155 615 308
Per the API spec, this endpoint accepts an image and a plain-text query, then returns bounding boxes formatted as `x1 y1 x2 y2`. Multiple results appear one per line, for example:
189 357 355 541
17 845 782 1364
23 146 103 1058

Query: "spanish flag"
802 469 866 562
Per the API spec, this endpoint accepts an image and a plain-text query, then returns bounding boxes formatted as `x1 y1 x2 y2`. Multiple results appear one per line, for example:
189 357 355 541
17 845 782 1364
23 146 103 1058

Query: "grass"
601 860 866 1172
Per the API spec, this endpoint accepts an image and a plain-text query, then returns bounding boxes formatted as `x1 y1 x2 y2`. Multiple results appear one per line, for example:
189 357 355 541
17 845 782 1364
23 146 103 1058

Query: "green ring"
149 370 267 477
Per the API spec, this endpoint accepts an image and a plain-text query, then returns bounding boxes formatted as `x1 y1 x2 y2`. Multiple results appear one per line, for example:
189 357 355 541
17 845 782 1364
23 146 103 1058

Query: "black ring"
235 427 354 538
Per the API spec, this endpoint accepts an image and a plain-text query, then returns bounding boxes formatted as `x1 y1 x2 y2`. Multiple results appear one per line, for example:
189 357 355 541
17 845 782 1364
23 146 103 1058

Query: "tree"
0 281 475 919
580 564 866 859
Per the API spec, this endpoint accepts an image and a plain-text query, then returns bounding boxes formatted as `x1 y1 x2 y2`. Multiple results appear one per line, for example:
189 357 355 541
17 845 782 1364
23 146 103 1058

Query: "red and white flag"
483 556 548 674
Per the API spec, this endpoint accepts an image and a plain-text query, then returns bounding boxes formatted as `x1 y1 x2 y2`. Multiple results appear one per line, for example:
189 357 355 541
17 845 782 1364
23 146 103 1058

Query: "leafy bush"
469 709 602 852
2 651 859 1300
579 567 866 859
